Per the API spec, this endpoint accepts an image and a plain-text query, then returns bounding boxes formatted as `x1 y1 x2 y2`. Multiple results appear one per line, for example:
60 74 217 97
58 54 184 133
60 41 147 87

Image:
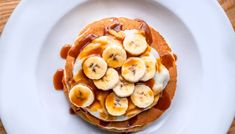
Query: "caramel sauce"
123 58 139 67
127 116 138 126
143 78 155 89
74 108 81 113
126 52 134 58
154 91 171 110
99 112 114 120
99 120 109 126
126 99 142 118
135 18 153 45
156 58 162 72
68 34 98 58
69 108 76 115
127 98 136 111
53 69 64 90
104 18 123 35
99 112 106 119
89 101 102 112
161 53 174 69
113 24 123 32
60 44 71 59
80 108 85 112
115 67 122 75
78 43 104 59
173 53 177 61
83 47 102 57
148 90 154 96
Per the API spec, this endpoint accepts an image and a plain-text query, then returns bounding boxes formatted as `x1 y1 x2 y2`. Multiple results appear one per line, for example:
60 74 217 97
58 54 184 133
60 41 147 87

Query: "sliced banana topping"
123 29 148 55
93 68 119 90
69 26 172 120
113 77 135 97
153 60 170 95
131 84 154 108
69 84 94 108
102 45 127 68
140 56 156 81
92 36 122 47
105 92 128 116
108 30 125 40
82 56 107 80
121 57 146 82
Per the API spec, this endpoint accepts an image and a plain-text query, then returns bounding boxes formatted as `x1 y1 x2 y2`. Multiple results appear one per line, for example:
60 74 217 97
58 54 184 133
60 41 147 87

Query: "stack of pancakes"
61 17 177 133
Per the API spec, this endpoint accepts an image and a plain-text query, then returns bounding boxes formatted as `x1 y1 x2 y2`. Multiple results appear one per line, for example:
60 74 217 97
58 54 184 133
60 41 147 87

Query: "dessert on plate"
53 17 177 133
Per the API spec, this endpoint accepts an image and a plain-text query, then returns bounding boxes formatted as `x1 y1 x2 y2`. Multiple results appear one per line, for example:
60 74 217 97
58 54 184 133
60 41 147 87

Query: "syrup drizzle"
68 34 98 58
135 18 153 45
104 18 123 35
60 44 71 59
53 69 64 90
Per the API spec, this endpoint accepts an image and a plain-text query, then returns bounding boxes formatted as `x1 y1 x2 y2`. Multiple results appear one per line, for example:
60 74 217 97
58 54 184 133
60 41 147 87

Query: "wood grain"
219 0 235 29
0 0 234 134
0 0 20 33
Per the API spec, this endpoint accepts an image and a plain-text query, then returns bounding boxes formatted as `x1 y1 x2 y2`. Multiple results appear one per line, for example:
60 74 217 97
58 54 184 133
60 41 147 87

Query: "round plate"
0 0 234 133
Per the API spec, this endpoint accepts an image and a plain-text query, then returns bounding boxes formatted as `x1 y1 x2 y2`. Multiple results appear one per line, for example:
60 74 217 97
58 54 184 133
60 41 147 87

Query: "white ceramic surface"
0 0 234 134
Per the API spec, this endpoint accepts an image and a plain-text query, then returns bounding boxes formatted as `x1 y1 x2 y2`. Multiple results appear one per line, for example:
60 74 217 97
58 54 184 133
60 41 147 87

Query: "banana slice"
123 29 148 55
82 56 107 80
102 45 127 68
140 56 156 81
153 60 170 95
105 92 128 116
121 57 146 82
113 77 135 97
92 36 122 47
69 84 94 107
131 84 154 108
108 30 125 40
93 68 119 90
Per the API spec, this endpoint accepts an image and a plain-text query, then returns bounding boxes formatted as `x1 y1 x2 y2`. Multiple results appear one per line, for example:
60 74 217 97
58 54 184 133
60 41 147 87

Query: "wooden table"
0 0 234 133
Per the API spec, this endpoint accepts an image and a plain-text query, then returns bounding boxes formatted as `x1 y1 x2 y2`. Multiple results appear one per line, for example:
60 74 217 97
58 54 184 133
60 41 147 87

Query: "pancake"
57 17 177 133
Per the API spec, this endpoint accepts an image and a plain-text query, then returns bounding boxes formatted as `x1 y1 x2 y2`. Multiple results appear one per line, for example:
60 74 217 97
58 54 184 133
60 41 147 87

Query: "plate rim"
0 0 234 133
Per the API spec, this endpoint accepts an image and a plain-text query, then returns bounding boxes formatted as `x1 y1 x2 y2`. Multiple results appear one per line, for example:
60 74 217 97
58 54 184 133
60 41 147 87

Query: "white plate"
0 0 234 134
